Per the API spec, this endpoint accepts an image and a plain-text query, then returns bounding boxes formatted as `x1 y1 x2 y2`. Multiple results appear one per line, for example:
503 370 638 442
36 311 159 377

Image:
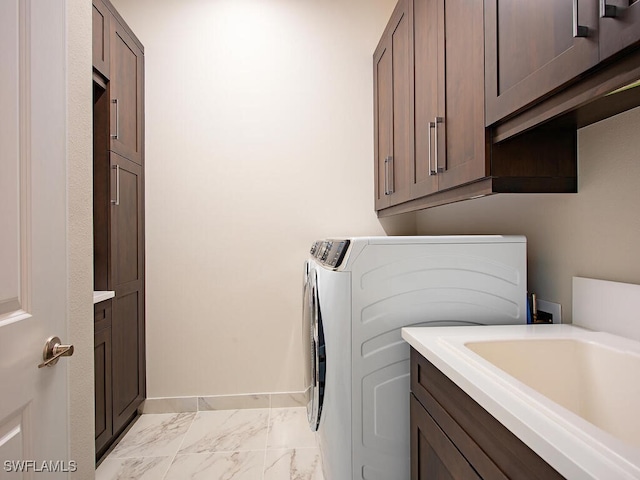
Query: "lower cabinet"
411 395 480 479
410 348 565 480
94 293 145 461
94 300 113 458
111 287 145 435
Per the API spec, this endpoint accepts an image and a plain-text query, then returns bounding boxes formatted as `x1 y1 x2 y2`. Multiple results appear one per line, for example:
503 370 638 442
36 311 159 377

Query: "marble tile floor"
96 407 325 480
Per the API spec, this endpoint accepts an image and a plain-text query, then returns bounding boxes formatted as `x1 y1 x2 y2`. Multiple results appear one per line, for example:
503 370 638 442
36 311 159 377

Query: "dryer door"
304 268 325 431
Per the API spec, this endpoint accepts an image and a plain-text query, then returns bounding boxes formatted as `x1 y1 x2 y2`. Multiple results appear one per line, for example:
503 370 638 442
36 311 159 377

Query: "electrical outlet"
536 299 562 324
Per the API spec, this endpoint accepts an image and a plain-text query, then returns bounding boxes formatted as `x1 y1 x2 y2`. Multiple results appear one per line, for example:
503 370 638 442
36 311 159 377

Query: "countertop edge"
93 291 115 304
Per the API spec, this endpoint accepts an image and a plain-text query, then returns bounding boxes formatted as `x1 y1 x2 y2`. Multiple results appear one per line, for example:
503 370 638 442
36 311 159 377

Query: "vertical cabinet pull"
388 156 394 194
111 98 119 139
434 117 444 174
600 0 618 18
384 156 394 195
111 164 120 206
428 121 436 175
573 0 589 37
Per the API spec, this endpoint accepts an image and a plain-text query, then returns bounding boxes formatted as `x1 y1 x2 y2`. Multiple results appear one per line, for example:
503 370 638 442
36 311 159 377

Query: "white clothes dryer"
302 236 527 480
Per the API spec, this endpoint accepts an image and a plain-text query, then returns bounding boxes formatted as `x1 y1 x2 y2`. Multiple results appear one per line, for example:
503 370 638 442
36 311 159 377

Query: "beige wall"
109 0 411 397
416 106 640 325
67 0 95 476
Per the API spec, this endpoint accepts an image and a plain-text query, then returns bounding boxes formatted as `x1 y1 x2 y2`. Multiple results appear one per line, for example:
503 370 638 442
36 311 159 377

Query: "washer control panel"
310 239 350 269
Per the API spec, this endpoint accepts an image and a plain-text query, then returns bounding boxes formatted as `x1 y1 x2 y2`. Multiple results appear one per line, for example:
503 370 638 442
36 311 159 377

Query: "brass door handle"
38 336 74 368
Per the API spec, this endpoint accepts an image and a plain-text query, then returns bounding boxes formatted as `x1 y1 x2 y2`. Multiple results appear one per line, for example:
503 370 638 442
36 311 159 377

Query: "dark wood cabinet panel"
110 20 144 165
411 0 439 198
413 0 487 196
109 152 145 435
484 0 600 125
110 153 143 289
410 348 565 480
373 0 414 209
600 0 640 60
411 394 481 480
111 289 145 434
431 0 487 192
92 0 110 79
374 43 392 210
94 300 113 458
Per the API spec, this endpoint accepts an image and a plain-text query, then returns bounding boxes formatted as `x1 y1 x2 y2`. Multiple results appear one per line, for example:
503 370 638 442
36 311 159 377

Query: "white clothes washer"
302 236 527 480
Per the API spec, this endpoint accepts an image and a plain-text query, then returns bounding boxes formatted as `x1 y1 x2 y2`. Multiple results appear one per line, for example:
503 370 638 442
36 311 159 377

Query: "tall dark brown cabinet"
93 0 145 462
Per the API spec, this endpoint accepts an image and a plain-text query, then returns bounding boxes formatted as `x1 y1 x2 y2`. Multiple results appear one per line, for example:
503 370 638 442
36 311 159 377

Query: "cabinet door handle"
434 117 444 173
111 164 120 206
600 0 618 18
428 122 436 176
384 156 394 195
573 0 589 37
384 156 389 195
111 98 119 139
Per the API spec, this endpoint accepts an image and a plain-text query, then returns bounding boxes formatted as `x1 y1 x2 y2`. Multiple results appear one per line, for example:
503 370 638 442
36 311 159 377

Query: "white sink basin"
465 338 640 449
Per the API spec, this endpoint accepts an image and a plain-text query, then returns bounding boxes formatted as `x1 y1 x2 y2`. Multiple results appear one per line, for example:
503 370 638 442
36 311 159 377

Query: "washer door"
303 268 325 431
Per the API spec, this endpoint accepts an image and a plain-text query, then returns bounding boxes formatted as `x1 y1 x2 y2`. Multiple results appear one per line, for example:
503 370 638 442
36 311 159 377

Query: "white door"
0 0 71 477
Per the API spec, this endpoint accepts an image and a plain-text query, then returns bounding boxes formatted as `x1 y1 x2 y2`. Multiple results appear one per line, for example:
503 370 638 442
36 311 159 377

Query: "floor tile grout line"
160 411 198 480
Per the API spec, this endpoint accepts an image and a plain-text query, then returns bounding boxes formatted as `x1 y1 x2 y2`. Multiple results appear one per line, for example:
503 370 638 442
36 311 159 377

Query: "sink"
465 338 640 449
402 324 640 479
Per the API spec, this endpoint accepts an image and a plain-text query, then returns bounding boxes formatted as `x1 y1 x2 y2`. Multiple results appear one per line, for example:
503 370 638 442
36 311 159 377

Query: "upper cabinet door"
92 0 110 79
374 40 393 211
599 0 640 61
373 0 414 210
411 0 440 199
110 20 144 165
484 0 600 125
436 0 487 191
413 0 487 195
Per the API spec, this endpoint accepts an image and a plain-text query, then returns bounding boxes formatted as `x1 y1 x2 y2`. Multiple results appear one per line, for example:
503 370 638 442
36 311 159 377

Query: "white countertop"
93 291 115 304
402 324 640 480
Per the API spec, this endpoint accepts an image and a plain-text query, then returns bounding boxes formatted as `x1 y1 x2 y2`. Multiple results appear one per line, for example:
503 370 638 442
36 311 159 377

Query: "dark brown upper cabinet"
486 0 640 130
373 0 414 210
484 0 600 126
92 0 110 80
110 20 144 165
374 0 577 216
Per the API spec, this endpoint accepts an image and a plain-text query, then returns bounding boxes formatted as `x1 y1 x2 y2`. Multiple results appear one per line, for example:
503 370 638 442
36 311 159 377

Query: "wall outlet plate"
536 299 562 324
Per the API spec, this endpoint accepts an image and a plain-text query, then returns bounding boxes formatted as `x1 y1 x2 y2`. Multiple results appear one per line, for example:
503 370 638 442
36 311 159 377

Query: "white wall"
109 0 411 397
416 107 640 325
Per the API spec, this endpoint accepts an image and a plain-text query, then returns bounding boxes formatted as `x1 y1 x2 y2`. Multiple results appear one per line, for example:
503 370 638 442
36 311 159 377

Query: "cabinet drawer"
410 348 564 479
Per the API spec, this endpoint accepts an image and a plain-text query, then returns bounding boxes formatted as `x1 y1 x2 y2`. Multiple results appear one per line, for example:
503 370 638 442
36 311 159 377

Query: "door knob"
38 336 74 368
